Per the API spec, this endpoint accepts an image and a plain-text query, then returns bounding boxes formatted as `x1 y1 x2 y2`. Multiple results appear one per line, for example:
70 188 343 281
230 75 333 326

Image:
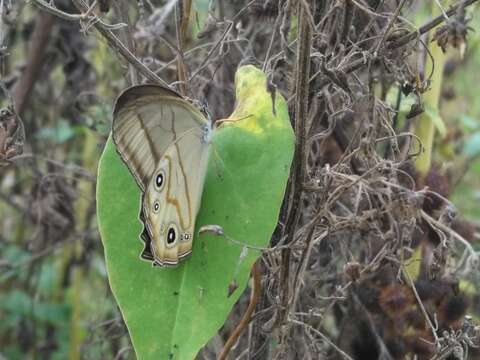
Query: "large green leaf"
96 65 294 359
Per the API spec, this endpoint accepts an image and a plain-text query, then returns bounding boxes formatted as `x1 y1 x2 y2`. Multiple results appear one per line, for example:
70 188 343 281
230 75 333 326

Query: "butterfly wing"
112 84 209 191
141 130 210 266
112 84 211 266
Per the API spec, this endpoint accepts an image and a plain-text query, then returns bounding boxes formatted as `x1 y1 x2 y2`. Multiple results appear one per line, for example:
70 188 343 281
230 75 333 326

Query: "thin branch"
313 0 479 90
32 0 170 87
374 0 408 54
12 12 55 114
290 319 355 360
219 262 261 360
388 0 479 49
279 0 313 335
175 0 191 95
188 21 233 82
30 0 89 21
421 209 479 260
402 267 440 344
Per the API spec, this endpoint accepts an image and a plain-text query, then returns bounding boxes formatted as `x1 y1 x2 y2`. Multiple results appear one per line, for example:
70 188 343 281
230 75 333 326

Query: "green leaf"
96 65 294 359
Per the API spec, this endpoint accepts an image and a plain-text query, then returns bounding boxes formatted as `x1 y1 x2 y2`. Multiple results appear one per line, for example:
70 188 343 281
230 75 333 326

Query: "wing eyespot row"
180 232 191 242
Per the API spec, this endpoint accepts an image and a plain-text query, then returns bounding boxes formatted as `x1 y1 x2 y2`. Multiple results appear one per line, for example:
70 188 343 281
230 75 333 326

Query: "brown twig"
374 0 408 54
188 0 256 82
175 0 192 95
188 21 233 82
402 267 440 344
111 0 139 85
218 261 261 360
70 0 169 87
12 13 55 114
314 0 479 91
279 0 313 332
31 0 96 21
290 319 355 360
389 0 479 49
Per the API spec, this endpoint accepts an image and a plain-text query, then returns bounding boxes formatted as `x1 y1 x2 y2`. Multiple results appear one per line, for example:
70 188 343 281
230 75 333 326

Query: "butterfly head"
202 123 213 144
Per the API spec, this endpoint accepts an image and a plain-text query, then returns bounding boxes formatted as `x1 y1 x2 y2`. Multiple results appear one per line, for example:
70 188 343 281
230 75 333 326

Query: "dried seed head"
438 294 469 325
378 284 414 319
433 16 472 55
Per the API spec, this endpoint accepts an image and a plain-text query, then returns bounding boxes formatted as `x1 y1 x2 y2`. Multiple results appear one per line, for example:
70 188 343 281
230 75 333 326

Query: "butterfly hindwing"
139 207 154 261
142 129 210 266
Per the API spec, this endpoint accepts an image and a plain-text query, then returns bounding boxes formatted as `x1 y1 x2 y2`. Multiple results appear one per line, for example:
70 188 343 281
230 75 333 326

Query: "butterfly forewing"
112 84 211 266
112 85 209 190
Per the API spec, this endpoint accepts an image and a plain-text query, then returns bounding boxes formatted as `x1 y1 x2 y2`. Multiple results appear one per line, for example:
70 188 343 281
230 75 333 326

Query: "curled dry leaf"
433 16 472 55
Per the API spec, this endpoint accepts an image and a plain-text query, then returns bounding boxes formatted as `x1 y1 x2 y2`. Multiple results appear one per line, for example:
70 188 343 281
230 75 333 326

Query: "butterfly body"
112 85 212 267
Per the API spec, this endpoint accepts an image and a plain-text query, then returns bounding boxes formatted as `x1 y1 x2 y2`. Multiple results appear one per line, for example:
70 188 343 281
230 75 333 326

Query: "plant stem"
279 0 312 342
413 6 446 178
218 262 261 360
68 129 98 360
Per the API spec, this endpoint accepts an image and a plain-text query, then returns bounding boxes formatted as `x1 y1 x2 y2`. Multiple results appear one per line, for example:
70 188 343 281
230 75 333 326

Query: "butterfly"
112 85 212 267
